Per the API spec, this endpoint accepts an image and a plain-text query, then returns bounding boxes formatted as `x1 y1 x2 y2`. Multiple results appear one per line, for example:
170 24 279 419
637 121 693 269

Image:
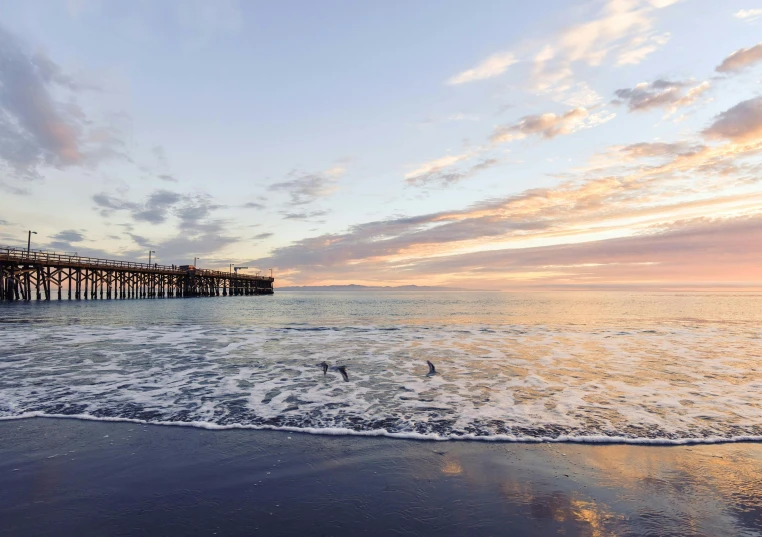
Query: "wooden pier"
0 246 274 301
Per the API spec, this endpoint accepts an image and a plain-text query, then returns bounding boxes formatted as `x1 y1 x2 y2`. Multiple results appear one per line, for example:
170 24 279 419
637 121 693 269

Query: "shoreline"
2 417 762 536
3 413 762 446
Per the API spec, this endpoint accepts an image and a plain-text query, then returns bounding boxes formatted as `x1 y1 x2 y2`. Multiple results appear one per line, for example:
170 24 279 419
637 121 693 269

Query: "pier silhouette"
0 247 273 301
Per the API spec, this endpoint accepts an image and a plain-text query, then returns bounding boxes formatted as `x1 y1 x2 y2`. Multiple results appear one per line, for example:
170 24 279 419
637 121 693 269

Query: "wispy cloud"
532 0 676 91
734 9 762 22
612 79 710 114
52 230 85 243
280 210 330 221
491 107 615 142
447 1 676 89
447 52 517 85
268 168 342 206
405 157 500 187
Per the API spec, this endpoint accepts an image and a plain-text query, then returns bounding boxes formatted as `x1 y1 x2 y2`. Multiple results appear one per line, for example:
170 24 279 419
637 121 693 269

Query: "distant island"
276 284 494 292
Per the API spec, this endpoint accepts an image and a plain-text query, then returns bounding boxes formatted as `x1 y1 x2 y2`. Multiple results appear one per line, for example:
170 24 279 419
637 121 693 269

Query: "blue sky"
1 0 761 288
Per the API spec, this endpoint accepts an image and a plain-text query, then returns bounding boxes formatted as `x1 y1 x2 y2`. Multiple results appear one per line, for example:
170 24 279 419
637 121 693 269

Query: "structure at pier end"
0 247 274 301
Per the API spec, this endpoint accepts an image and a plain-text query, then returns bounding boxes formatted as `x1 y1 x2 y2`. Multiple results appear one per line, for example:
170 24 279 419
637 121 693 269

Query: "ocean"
1 291 760 444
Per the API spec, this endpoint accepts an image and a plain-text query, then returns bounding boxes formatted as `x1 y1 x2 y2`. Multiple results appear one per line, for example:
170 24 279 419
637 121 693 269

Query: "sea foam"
1 321 761 443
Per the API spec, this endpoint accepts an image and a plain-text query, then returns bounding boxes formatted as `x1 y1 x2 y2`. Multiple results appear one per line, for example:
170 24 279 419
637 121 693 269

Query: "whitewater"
1 291 760 444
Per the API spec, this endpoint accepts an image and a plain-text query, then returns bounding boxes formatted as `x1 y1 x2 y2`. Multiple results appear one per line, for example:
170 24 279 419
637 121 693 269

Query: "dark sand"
1 419 761 536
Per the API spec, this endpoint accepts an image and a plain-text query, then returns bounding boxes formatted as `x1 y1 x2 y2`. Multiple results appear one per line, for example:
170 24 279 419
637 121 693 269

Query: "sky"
0 0 761 289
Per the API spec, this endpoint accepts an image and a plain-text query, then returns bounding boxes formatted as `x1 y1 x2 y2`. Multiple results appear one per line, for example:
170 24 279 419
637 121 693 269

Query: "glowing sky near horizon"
0 0 761 288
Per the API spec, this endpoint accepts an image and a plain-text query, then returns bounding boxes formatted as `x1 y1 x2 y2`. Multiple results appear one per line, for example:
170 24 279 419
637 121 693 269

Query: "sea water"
1 292 760 443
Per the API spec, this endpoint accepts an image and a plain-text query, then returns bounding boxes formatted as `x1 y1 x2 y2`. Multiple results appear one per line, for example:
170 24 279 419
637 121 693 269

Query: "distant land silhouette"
276 284 494 292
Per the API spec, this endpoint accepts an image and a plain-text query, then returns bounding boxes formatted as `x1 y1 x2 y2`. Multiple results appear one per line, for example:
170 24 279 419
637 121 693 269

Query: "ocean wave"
1 322 761 444
4 413 762 446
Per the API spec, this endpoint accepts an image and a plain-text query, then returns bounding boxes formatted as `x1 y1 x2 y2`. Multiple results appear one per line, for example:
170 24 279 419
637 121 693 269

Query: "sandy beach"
2 418 761 536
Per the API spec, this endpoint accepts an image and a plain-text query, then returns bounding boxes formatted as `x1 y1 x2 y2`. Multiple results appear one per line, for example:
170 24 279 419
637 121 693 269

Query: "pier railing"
0 246 271 281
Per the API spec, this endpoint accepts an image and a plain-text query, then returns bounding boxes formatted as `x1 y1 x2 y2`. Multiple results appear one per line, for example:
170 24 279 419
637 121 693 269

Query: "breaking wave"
2 317 761 444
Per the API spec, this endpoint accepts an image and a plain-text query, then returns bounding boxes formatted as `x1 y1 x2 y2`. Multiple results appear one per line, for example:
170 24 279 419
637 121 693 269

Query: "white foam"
1 321 761 442
3 413 762 446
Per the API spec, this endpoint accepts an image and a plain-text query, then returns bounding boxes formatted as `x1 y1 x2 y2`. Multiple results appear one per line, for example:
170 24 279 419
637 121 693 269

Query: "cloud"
175 195 225 232
394 214 762 287
617 141 706 160
268 172 339 205
92 193 139 214
532 0 676 91
52 230 85 243
447 52 517 85
406 158 500 187
126 233 152 248
252 232 274 240
558 82 604 107
133 190 184 224
0 181 31 196
48 229 89 252
0 26 81 179
448 0 676 89
0 24 125 185
141 233 238 262
734 9 762 21
92 189 223 229
715 43 762 73
703 96 762 143
158 174 178 182
92 189 238 263
281 210 330 221
491 107 614 143
404 153 472 181
406 105 614 188
242 202 265 209
247 112 762 286
613 79 710 113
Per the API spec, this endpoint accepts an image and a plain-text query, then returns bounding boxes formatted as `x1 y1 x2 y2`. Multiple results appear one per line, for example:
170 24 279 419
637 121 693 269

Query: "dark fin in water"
336 365 349 382
426 360 436 376
317 361 328 375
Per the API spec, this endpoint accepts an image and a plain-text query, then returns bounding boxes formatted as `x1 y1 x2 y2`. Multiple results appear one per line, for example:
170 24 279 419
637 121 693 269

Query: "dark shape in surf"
336 365 349 382
426 360 436 377
317 361 329 375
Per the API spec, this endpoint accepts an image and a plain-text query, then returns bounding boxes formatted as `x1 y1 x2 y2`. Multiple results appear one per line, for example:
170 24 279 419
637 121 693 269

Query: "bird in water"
317 361 329 375
426 360 436 377
335 365 349 382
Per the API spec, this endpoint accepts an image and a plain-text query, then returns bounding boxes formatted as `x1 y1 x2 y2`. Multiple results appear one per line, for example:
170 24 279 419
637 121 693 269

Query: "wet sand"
1 418 761 536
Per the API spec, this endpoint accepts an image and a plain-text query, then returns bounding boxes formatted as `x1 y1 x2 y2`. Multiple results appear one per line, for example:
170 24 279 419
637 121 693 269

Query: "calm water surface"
1 291 760 442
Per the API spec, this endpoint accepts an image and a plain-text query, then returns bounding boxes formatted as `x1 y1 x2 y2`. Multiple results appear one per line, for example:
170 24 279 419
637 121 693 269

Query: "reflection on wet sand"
425 442 762 536
3 419 762 537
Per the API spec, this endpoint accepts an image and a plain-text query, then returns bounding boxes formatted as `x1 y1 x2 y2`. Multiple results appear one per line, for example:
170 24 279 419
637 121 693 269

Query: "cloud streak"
268 171 340 206
491 107 614 142
613 79 709 113
447 52 517 85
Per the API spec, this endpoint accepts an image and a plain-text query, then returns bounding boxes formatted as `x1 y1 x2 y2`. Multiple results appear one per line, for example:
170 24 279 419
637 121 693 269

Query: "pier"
0 246 274 301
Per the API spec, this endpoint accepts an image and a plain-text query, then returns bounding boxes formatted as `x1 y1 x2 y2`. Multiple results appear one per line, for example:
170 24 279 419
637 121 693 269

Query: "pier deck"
0 247 273 301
